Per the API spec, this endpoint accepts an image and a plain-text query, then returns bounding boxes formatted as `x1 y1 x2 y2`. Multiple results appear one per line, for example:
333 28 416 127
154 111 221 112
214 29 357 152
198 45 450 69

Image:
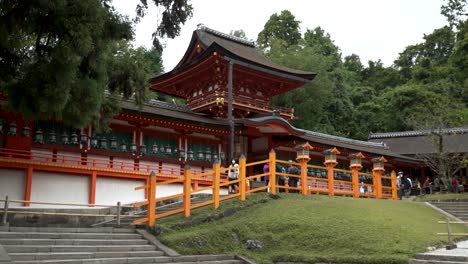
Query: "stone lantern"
372 156 387 172
295 142 313 195
323 147 340 166
349 152 365 170
296 142 313 161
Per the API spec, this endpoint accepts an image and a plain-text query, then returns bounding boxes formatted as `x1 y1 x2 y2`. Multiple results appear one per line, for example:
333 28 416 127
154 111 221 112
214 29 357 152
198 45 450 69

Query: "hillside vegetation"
157 193 468 264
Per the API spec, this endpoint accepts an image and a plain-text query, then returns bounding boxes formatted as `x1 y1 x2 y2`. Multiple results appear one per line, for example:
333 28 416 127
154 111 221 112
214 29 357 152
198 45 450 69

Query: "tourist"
288 162 300 193
403 175 412 198
228 159 239 194
277 164 286 192
397 171 404 199
452 176 464 193
359 181 366 195
263 162 270 191
423 177 432 194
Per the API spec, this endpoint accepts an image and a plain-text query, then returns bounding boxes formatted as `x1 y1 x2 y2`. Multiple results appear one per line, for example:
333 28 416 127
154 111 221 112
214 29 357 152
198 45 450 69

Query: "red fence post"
239 155 246 201
183 166 192 217
269 150 276 194
148 171 156 227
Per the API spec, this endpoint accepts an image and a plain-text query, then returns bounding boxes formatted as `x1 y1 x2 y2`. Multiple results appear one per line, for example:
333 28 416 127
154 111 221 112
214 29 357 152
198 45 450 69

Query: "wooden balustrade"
133 152 398 227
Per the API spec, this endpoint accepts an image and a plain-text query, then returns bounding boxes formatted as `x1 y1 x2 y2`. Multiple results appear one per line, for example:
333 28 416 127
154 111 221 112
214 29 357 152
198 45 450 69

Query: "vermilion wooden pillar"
89 171 97 206
24 166 33 206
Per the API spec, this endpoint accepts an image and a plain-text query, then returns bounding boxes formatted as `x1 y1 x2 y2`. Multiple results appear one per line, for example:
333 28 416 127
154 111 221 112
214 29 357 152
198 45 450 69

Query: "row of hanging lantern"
2 122 31 137
28 125 225 163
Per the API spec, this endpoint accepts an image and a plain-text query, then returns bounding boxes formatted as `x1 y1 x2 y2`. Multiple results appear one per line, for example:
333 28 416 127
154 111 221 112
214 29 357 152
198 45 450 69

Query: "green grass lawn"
156 193 468 264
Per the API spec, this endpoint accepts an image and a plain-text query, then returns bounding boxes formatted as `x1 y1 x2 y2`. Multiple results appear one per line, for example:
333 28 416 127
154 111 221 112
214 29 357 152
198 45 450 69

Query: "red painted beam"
89 171 97 206
24 166 33 206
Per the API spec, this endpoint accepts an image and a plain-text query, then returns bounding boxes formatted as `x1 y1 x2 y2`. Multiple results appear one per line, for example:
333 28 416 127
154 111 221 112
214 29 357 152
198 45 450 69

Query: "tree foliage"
259 6 468 140
0 0 183 130
256 10 301 51
135 0 193 52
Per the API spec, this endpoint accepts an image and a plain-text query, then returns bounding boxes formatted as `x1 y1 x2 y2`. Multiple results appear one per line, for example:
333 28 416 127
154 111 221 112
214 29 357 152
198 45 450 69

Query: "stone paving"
423 240 468 257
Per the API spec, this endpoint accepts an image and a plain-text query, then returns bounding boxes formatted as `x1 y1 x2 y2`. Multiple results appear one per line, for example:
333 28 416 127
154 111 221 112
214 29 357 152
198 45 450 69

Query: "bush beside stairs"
0 226 247 264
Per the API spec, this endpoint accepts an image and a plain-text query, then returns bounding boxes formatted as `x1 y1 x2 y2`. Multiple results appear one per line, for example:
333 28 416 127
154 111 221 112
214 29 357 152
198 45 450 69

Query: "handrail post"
391 171 397 200
213 162 220 209
148 171 156 227
183 165 192 217
2 195 9 225
446 218 457 249
351 168 360 198
327 164 335 196
116 201 121 228
300 159 308 195
269 149 276 194
373 170 382 198
239 155 246 201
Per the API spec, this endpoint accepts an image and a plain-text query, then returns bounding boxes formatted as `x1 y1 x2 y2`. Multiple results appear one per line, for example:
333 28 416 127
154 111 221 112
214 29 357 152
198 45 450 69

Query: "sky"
113 0 449 72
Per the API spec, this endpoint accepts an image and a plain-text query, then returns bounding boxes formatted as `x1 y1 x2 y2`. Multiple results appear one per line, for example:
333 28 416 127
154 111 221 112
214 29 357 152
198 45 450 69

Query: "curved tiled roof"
304 130 389 149
369 127 468 139
193 26 315 79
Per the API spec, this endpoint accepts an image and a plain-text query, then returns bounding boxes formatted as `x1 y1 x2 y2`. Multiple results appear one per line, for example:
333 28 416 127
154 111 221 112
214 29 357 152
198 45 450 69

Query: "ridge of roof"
368 127 468 139
198 24 255 47
303 130 389 149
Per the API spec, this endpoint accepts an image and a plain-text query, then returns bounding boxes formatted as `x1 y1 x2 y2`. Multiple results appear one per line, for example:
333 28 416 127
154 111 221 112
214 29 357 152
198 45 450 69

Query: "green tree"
230 29 247 40
256 10 301 51
0 0 186 130
135 0 193 52
441 0 467 28
343 54 364 77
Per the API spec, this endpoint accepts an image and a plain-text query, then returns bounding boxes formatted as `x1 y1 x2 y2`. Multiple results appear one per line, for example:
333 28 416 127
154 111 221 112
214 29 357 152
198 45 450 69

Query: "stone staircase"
409 251 468 264
408 201 468 264
428 201 468 221
0 226 246 264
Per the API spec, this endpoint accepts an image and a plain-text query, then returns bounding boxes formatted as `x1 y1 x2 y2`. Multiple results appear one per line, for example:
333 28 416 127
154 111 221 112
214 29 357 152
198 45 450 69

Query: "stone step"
434 206 468 210
8 227 135 233
10 254 240 264
413 253 468 262
0 232 142 239
9 251 165 261
409 259 468 264
4 244 157 253
0 238 148 245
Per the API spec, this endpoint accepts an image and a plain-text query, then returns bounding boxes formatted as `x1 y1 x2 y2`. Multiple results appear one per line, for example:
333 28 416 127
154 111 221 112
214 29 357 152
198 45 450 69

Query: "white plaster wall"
252 137 268 152
31 172 89 207
0 168 25 207
96 177 145 205
32 149 53 162
113 157 135 170
87 154 111 168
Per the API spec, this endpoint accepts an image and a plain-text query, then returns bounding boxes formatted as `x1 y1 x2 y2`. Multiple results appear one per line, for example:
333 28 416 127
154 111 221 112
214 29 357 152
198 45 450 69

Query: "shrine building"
0 26 422 207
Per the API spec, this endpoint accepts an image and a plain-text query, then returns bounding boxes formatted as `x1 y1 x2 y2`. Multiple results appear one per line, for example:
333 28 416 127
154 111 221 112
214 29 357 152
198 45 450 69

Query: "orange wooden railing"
188 92 294 117
0 148 185 175
133 150 398 227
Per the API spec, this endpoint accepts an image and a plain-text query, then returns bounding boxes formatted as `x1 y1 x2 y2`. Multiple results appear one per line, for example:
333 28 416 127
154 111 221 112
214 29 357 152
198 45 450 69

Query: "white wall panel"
96 177 145 205
0 168 25 207
31 172 89 207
